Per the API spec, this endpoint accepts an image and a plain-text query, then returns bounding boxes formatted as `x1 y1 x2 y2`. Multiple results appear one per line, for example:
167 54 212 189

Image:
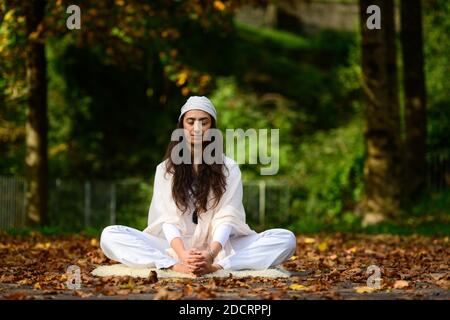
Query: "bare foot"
169 263 195 275
210 263 223 272
193 263 223 277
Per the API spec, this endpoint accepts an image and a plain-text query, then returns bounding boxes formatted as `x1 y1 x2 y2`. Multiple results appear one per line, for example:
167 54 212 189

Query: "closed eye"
186 119 209 126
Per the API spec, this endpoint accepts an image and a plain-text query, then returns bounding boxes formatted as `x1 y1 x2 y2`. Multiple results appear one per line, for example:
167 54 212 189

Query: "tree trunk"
25 0 48 225
359 0 403 225
400 0 427 200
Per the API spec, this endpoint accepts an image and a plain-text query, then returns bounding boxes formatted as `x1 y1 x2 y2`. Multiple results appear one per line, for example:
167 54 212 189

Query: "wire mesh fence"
0 177 291 231
0 176 26 230
1 154 448 231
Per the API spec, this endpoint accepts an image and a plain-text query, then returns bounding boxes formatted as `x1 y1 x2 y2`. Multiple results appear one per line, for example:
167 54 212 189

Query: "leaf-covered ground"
0 232 448 300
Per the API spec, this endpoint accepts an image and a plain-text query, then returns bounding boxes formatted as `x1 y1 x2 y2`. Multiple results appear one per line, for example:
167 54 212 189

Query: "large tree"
0 0 253 224
359 0 403 225
400 0 427 200
24 0 48 224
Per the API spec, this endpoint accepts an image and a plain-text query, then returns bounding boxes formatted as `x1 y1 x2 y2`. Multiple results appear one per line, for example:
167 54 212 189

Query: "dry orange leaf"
289 284 309 291
393 280 409 289
346 247 357 254
354 286 376 293
303 237 316 244
317 241 328 252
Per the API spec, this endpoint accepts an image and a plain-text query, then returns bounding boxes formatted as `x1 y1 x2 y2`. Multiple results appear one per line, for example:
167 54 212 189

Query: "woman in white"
100 96 297 276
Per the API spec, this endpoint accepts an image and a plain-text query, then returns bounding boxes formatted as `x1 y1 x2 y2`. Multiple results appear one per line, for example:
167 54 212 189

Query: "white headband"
178 96 217 122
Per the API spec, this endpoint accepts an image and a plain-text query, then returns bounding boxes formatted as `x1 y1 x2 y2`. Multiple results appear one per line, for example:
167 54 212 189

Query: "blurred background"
0 0 449 236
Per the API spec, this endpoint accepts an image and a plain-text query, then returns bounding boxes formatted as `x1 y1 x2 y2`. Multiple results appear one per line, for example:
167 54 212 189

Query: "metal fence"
0 176 27 229
1 154 448 231
0 177 291 231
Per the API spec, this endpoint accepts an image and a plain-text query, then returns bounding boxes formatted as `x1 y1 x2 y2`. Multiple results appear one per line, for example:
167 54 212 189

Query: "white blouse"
143 155 257 261
162 221 233 247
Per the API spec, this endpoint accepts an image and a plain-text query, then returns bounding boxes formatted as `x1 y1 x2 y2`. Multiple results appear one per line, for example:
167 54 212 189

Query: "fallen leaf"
346 247 357 254
289 284 308 291
393 280 409 289
116 289 131 295
0 232 448 300
303 237 316 244
317 241 328 252
183 285 194 295
18 279 32 285
34 242 51 250
74 290 93 298
147 270 158 283
154 288 181 300
354 286 376 293
429 273 446 281
436 279 449 290
3 291 29 300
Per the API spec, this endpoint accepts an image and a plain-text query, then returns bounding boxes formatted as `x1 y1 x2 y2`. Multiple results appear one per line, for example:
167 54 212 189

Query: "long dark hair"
163 115 228 220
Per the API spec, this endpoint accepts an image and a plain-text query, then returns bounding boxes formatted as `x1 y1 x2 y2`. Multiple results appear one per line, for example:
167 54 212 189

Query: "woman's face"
182 109 212 145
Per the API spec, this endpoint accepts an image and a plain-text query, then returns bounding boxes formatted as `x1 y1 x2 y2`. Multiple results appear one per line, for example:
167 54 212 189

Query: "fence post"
19 179 27 227
7 176 11 228
259 180 266 226
0 177 4 229
53 178 61 226
84 181 91 227
23 179 27 227
285 184 291 222
110 182 116 225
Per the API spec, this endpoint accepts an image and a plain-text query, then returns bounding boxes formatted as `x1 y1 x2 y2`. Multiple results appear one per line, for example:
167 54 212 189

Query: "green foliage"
410 188 450 218
1 0 449 235
208 26 363 231
47 38 74 178
288 116 365 232
226 24 357 131
0 3 27 176
423 0 450 157
211 77 297 178
360 189 450 236
115 180 152 231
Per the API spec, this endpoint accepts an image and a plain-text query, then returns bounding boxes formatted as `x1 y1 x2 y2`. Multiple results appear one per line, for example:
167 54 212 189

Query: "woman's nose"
193 121 202 134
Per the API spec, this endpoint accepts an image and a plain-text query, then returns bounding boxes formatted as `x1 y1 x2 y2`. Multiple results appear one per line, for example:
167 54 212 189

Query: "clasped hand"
180 248 213 275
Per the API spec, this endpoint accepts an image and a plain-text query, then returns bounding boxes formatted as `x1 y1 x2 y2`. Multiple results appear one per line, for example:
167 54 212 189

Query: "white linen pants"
100 225 297 270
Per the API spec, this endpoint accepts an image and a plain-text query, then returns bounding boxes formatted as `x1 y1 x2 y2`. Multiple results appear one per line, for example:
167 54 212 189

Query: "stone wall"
235 1 359 32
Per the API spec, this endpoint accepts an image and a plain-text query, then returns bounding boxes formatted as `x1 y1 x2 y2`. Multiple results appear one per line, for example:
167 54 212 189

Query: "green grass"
235 21 313 51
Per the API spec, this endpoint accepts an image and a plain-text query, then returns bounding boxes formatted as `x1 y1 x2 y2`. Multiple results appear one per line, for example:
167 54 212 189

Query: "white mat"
91 263 291 279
